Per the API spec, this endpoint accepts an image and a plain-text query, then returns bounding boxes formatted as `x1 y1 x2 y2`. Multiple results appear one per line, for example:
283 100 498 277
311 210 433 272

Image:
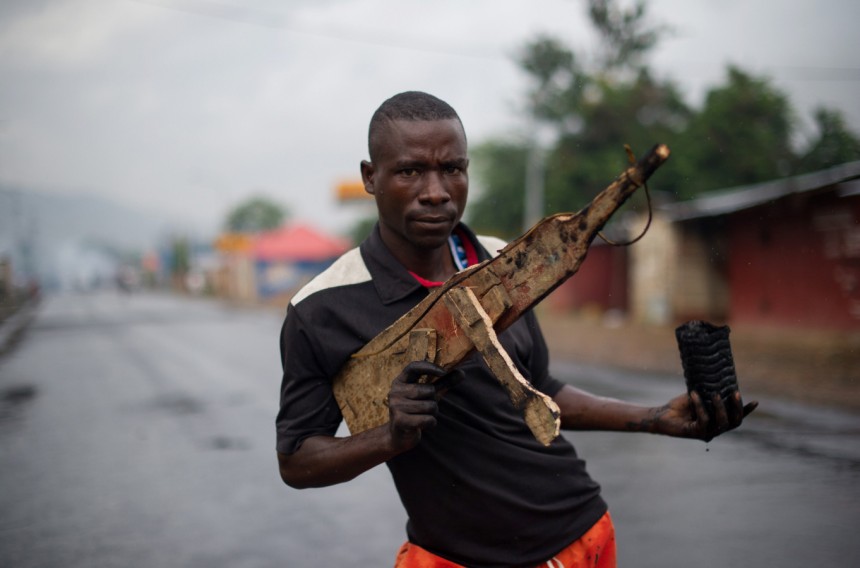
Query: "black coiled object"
675 321 740 424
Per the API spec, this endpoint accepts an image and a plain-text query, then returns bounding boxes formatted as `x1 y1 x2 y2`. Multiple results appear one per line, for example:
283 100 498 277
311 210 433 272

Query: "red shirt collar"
409 227 478 288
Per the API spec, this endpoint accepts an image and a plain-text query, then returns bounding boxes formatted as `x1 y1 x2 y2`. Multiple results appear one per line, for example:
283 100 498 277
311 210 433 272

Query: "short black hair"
368 91 464 162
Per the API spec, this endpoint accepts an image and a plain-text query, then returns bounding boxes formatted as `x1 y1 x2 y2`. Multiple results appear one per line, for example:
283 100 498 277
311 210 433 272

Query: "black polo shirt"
276 223 606 567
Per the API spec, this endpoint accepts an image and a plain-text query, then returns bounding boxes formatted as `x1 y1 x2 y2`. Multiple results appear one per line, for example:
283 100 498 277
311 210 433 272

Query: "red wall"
548 243 628 313
727 190 860 330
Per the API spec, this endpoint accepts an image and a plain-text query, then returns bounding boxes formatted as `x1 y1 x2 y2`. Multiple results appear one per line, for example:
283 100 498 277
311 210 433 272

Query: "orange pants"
394 511 616 568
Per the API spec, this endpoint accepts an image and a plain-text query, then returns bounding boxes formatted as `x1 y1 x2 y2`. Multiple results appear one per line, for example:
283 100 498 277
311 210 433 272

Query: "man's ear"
360 160 376 196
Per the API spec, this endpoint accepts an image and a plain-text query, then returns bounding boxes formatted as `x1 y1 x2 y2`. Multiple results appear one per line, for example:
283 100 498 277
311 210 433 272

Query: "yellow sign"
214 232 254 253
336 180 372 202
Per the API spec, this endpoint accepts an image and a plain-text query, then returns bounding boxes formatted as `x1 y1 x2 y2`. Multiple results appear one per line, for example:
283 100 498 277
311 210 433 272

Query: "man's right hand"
387 361 463 452
278 362 464 489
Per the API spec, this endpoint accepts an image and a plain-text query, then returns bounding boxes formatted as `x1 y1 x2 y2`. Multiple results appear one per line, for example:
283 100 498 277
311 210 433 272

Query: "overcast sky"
1 0 858 238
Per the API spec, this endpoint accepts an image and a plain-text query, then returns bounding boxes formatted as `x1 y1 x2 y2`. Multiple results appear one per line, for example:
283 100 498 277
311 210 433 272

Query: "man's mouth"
412 215 452 228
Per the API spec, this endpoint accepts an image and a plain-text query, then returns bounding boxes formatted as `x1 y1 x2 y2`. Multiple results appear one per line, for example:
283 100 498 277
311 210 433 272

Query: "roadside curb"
0 299 40 357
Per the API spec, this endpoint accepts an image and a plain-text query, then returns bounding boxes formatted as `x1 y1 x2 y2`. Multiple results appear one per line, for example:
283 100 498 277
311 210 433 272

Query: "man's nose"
418 170 450 204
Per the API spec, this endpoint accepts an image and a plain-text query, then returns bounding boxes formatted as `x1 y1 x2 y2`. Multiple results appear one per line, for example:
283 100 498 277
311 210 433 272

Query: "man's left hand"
652 390 758 442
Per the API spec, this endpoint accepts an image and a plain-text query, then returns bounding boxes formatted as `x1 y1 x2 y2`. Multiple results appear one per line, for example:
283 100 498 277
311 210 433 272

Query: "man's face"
361 118 469 257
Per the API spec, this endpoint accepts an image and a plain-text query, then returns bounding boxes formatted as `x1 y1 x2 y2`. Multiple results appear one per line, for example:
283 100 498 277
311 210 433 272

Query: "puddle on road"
2 384 37 403
0 384 38 428
208 435 251 451
739 410 860 470
149 393 205 416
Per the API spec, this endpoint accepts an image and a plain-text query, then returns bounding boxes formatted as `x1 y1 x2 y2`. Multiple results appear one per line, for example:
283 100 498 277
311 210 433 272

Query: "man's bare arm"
553 384 757 441
278 361 462 488
278 427 401 489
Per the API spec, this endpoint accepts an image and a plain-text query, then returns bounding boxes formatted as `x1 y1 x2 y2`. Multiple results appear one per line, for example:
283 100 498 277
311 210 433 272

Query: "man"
276 91 756 567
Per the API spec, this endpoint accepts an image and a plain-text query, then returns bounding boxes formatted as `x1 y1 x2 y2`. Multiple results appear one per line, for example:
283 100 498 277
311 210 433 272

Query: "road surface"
1 291 858 567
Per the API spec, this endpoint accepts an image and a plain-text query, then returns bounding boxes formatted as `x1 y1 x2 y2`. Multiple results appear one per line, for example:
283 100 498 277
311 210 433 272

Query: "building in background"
212 232 256 303
546 161 860 331
253 224 351 305
631 160 860 330
547 239 630 317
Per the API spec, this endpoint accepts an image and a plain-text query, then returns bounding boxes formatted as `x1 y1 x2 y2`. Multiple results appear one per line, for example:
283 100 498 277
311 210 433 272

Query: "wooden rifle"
332 144 671 445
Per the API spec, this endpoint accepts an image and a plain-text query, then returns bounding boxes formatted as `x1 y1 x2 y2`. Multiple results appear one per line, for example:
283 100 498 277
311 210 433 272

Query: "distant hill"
0 186 185 288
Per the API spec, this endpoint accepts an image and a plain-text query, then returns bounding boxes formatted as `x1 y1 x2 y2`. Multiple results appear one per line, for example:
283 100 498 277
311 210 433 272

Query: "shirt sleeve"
275 304 343 455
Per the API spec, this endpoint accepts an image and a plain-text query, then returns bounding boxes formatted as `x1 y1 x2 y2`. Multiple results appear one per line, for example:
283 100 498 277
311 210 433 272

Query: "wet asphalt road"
1 291 858 567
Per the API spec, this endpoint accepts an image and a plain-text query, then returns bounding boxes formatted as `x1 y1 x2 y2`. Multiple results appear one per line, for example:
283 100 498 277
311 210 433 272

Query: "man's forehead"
384 117 464 136
372 118 467 161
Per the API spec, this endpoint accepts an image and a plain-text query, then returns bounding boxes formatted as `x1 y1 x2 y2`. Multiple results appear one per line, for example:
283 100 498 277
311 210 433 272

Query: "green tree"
471 0 685 235
796 108 860 173
225 196 287 233
517 34 587 124
471 0 860 238
675 66 795 195
545 68 690 209
467 140 531 239
588 0 667 73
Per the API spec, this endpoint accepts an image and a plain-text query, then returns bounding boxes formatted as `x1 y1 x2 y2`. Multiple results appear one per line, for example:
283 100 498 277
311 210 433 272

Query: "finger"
711 393 730 434
742 400 759 418
688 391 714 442
392 398 438 416
401 361 448 384
727 390 746 426
389 381 437 402
388 412 435 452
689 390 708 428
394 412 437 430
390 399 439 434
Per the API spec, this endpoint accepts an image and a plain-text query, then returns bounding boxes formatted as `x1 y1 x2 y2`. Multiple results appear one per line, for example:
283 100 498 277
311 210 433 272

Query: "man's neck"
376 221 472 283
399 244 457 283
376 227 457 283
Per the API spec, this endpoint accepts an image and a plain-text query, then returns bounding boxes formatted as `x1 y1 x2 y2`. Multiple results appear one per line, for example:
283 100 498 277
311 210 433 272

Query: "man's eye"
400 169 419 177
444 166 462 175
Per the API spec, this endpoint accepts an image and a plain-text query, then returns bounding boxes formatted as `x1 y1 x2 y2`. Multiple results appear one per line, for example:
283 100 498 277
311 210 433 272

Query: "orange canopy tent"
252 224 351 263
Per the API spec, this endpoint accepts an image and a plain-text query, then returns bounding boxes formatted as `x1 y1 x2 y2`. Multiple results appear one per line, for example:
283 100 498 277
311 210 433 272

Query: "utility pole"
522 120 557 233
523 143 545 232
